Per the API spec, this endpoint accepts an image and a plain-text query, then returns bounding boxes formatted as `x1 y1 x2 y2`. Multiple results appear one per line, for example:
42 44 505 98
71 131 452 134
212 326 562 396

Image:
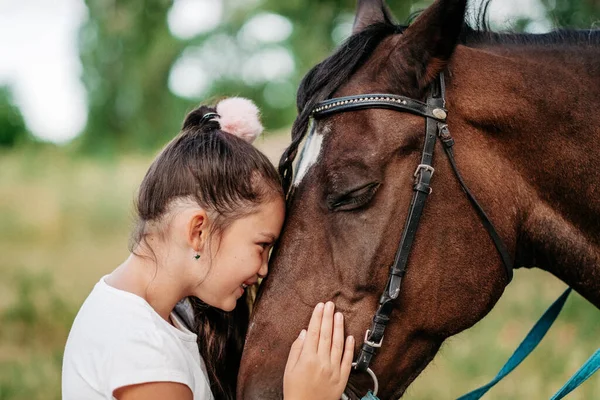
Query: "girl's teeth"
242 284 248 289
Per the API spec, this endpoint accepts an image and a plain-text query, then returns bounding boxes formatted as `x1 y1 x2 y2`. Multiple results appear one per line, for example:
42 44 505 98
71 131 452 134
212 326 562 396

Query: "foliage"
78 0 188 153
541 0 600 27
0 87 28 148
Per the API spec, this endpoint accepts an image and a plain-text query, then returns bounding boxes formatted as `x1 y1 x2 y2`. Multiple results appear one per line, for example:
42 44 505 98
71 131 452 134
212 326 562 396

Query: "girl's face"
193 197 285 311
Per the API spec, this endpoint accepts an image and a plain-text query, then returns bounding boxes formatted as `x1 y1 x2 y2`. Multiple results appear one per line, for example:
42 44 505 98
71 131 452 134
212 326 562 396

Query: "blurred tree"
79 0 189 153
541 0 600 27
0 86 29 148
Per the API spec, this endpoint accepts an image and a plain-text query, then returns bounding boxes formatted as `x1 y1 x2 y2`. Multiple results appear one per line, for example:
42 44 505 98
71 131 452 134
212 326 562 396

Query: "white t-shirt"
62 276 214 400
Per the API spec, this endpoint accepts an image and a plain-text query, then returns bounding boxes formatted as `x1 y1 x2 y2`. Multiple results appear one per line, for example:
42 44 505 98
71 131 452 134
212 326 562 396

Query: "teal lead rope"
459 288 600 399
549 348 600 400
360 391 379 400
457 288 573 400
359 288 600 400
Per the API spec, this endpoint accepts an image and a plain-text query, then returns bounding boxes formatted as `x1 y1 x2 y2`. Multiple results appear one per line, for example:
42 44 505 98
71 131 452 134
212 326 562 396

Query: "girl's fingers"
318 302 335 359
330 312 345 365
304 303 324 353
285 330 306 371
339 335 355 381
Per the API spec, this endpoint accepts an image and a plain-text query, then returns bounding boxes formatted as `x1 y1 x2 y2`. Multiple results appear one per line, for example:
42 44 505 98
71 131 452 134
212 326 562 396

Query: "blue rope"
457 288 572 400
360 391 379 400
550 348 600 400
358 288 600 400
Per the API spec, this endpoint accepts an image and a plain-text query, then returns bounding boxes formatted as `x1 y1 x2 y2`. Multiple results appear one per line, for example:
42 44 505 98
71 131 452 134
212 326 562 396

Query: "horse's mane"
278 4 600 195
463 27 600 47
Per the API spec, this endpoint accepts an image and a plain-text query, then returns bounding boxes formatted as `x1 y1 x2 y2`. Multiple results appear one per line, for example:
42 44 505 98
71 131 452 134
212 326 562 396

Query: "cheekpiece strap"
354 78 445 373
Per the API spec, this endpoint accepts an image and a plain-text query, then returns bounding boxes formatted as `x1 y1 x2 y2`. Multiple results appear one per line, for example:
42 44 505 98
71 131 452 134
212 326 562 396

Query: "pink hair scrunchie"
216 97 264 144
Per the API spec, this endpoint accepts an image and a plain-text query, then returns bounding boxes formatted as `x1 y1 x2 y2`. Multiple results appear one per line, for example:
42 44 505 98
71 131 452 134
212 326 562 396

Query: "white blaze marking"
293 125 325 186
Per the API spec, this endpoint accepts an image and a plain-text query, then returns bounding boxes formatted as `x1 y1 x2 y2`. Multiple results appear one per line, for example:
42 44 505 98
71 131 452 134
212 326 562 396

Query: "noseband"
309 74 514 397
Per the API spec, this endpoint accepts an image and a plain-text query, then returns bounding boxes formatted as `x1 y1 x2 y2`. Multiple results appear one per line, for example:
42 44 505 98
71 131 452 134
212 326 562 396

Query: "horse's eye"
328 182 380 211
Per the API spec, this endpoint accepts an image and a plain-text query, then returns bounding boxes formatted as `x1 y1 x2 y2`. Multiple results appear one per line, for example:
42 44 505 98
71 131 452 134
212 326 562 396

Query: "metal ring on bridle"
340 363 379 399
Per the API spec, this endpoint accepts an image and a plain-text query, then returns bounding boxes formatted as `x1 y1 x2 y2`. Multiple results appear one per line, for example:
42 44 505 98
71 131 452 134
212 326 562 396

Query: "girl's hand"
283 301 354 400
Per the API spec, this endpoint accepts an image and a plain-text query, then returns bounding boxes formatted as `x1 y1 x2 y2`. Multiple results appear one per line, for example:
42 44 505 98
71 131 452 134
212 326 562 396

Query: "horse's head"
239 0 518 398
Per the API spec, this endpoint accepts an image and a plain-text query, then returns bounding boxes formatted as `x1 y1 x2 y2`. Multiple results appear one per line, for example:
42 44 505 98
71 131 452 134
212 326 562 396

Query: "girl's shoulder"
69 276 197 346
71 276 159 337
63 277 210 400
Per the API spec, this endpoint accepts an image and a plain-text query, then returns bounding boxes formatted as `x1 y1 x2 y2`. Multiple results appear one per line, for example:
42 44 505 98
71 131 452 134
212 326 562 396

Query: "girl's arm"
114 381 193 400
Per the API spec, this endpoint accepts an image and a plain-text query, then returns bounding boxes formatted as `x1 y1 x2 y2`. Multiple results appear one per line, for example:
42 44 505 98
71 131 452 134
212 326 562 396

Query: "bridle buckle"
414 164 435 178
364 329 384 348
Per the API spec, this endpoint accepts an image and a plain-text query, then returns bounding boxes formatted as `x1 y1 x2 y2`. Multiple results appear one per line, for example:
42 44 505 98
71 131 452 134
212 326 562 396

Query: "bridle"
308 73 514 398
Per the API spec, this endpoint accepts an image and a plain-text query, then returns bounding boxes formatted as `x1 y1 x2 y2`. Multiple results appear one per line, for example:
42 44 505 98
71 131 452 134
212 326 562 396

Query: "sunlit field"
1 137 598 400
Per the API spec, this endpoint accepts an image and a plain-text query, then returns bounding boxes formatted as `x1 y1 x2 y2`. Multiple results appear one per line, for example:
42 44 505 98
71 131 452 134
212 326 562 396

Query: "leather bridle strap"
309 74 514 377
357 80 445 373
438 125 515 280
313 93 446 120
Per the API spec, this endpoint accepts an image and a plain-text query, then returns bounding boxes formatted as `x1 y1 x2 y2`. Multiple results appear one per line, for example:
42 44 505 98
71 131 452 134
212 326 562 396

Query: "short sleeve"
104 329 195 397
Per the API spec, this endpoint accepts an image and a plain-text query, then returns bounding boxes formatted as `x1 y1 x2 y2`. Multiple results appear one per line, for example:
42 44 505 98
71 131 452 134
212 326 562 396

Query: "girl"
62 98 354 400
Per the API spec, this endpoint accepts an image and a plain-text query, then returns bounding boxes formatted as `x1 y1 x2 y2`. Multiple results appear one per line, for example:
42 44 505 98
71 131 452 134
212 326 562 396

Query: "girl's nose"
258 261 268 279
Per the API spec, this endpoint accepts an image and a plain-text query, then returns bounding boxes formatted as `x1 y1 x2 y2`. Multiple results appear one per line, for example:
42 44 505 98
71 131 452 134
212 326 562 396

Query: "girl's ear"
187 208 210 253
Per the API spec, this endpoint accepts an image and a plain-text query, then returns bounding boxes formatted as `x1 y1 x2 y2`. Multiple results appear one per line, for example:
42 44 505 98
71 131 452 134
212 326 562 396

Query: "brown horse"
238 0 600 398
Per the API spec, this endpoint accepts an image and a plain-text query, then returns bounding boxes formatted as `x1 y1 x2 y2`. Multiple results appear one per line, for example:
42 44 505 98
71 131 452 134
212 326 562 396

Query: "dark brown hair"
130 104 283 399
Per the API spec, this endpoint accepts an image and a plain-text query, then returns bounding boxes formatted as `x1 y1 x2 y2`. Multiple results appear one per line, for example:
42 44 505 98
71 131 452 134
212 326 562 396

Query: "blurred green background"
1 0 599 399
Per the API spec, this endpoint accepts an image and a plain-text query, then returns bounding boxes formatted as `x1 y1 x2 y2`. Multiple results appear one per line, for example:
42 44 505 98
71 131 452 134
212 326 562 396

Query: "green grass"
0 269 67 400
0 146 598 399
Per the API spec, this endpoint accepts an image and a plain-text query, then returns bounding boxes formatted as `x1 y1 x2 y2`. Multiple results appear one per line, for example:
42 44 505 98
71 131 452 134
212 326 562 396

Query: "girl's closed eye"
256 232 277 251
258 242 272 250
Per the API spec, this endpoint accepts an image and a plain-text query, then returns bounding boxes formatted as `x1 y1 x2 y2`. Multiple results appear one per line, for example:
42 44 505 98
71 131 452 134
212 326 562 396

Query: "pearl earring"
194 253 201 260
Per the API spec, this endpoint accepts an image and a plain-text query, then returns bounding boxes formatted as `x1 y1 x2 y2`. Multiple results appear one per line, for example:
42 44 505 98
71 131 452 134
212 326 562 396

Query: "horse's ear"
398 0 467 89
352 0 395 34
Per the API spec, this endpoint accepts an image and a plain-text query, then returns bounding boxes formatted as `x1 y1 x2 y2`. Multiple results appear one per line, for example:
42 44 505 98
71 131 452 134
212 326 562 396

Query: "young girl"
62 98 354 400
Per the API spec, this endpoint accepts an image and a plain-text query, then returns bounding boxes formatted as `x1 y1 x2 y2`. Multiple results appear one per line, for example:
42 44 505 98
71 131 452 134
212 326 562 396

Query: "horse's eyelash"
330 183 380 210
